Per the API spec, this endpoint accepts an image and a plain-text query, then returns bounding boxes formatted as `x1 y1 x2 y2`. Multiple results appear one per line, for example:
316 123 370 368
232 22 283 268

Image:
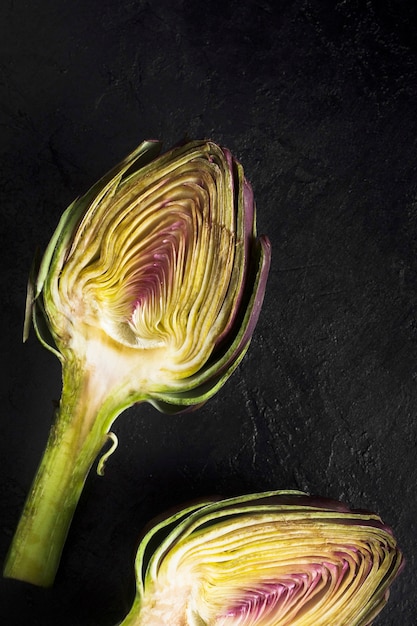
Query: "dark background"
1 0 416 623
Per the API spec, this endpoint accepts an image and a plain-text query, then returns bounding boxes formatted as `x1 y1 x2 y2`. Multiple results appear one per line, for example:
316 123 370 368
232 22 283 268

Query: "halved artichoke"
120 491 403 626
4 140 271 587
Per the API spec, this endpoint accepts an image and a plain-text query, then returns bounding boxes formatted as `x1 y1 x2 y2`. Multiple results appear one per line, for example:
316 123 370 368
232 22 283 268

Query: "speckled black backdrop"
1 1 416 624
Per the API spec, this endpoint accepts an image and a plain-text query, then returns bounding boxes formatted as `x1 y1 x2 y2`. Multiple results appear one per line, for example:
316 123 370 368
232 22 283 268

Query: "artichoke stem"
3 358 115 587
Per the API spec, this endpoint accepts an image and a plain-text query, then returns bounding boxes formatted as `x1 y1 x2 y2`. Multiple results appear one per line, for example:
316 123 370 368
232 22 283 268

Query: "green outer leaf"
24 250 61 357
23 250 39 343
31 298 62 359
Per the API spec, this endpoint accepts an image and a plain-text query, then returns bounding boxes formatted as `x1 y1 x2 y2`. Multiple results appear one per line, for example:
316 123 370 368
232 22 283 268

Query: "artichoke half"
4 140 271 587
120 491 403 626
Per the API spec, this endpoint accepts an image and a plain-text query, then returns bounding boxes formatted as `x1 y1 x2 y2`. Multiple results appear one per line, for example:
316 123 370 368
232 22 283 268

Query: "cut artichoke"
4 140 271 587
120 491 403 626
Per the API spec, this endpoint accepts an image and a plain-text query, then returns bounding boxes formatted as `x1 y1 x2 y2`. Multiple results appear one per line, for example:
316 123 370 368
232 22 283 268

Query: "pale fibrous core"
119 491 403 626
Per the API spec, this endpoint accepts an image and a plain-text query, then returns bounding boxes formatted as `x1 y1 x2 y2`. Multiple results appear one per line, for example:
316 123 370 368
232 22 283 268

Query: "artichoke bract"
4 140 271 587
120 490 403 626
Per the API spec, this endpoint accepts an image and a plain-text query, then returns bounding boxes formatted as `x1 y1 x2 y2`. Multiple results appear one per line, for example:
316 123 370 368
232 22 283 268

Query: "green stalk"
3 359 120 587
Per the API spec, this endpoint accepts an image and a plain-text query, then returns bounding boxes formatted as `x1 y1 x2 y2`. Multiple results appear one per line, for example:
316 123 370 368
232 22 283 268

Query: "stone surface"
1 0 416 623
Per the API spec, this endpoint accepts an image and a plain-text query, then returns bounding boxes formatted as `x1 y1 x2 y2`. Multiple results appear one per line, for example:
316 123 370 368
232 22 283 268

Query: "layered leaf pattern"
121 491 403 626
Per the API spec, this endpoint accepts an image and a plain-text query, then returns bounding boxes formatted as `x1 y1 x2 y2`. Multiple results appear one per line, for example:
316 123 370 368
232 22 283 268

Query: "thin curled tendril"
97 432 119 476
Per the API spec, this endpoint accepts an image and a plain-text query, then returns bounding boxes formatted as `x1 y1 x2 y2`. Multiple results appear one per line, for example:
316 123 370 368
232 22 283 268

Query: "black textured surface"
1 1 416 623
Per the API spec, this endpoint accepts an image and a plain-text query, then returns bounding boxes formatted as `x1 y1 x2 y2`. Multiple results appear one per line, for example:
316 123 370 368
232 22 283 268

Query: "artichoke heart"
34 140 270 403
120 491 403 626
